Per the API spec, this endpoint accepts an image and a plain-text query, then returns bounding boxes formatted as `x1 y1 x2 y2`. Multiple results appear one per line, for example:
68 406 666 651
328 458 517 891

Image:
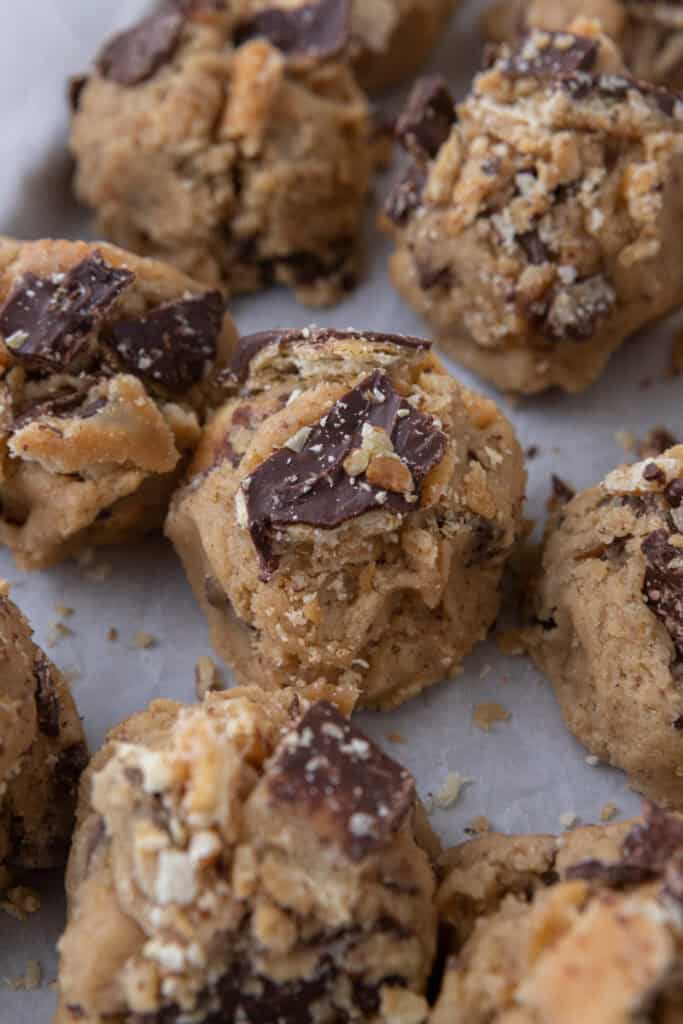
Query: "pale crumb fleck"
473 702 511 732
585 754 599 766
107 627 119 642
495 629 526 656
0 886 40 921
4 960 42 991
614 429 636 453
135 631 156 650
467 815 490 835
54 603 74 618
386 732 406 744
559 811 578 830
601 802 618 822
432 772 473 811
195 656 223 699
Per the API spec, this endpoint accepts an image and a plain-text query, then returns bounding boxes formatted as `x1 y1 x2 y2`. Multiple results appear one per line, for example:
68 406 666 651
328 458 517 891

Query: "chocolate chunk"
245 370 447 577
564 859 656 888
622 802 683 873
502 33 599 81
665 478 683 509
33 655 60 739
643 461 667 484
229 327 431 386
234 0 351 61
417 263 453 290
107 290 223 391
466 516 503 566
517 230 549 266
642 530 683 657
385 165 426 226
396 76 456 159
96 2 185 87
550 474 575 504
267 702 415 861
0 252 133 372
55 742 89 796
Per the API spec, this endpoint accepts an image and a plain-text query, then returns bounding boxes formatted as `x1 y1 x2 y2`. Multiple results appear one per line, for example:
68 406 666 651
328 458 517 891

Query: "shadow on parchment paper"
1 133 90 243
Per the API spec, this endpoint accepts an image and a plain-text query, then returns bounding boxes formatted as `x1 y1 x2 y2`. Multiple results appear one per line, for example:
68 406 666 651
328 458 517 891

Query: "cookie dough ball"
0 238 236 570
384 28 683 394
485 0 683 92
0 593 87 881
350 0 457 94
527 445 683 806
70 1 374 307
55 690 437 1024
432 804 683 1023
166 327 525 709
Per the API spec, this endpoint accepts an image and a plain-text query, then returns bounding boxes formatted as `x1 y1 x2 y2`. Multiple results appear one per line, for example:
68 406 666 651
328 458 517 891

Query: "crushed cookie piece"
473 702 511 732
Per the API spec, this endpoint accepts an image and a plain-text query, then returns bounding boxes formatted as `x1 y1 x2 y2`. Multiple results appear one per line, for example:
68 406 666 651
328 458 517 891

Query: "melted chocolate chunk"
622 802 683 873
107 290 223 391
396 75 456 159
229 327 431 386
0 252 133 372
245 369 447 577
643 461 667 484
267 702 415 862
642 529 683 657
33 655 60 739
385 164 427 226
234 0 351 61
502 33 598 80
96 2 185 87
517 229 550 266
665 478 683 509
564 859 656 888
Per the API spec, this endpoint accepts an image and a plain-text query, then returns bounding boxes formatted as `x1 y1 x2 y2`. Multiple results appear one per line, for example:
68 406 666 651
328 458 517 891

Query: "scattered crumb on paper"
427 772 473 813
135 631 156 650
600 802 618 822
473 702 511 732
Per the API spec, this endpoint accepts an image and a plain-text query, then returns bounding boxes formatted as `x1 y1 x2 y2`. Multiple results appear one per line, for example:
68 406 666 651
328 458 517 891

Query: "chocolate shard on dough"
267 701 415 861
96 2 185 86
396 75 456 158
107 290 223 390
0 251 132 371
245 368 447 577
233 0 351 61
501 32 599 80
642 529 683 658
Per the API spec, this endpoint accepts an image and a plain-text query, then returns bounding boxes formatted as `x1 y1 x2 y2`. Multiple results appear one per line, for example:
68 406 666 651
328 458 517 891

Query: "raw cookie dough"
485 0 683 92
432 804 683 1023
166 327 525 710
350 0 458 93
526 445 683 807
70 0 374 307
0 593 87 883
384 26 683 394
54 690 438 1024
0 238 237 570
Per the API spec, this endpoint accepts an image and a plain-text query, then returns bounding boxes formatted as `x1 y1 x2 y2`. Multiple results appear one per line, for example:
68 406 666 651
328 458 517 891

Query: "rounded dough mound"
55 689 437 1024
166 327 525 710
432 805 683 1023
70 1 373 307
384 26 683 394
0 593 87 879
527 445 683 807
0 237 237 570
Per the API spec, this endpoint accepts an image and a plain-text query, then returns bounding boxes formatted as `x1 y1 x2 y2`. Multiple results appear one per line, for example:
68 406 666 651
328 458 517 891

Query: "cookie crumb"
559 811 578 830
473 702 511 732
0 886 40 921
54 603 74 618
107 627 119 642
194 655 223 699
431 772 472 811
600 802 618 822
495 629 526 656
4 960 42 991
585 754 600 766
466 815 490 835
386 732 406 744
134 631 156 650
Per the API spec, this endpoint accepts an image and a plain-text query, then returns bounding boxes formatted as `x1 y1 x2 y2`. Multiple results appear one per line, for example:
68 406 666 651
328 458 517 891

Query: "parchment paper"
1 2 679 1018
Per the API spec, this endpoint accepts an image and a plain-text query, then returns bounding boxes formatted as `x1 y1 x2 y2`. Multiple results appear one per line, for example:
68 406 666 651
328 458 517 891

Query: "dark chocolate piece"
642 529 683 658
643 461 667 484
564 859 656 888
385 165 427 226
229 327 431 387
245 369 447 577
550 474 575 504
96 2 185 87
267 702 415 861
517 230 550 266
501 33 599 81
107 290 223 391
665 478 683 509
33 655 60 739
12 381 106 430
396 76 456 159
0 252 133 372
622 802 683 873
234 0 351 61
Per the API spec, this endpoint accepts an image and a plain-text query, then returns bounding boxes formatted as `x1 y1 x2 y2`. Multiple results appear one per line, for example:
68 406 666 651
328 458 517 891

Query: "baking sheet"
1 1 680 1017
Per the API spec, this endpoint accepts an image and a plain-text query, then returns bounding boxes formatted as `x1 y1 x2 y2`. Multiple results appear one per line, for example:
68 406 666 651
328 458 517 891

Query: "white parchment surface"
0 2 680 1019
